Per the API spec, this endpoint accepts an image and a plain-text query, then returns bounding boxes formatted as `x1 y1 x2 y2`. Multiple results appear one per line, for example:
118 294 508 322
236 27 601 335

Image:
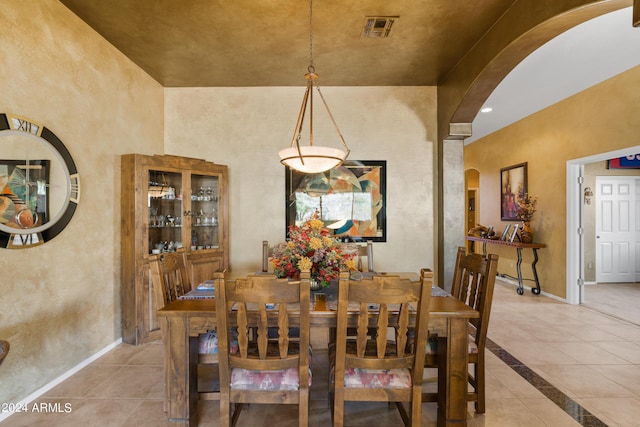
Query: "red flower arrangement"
271 211 356 288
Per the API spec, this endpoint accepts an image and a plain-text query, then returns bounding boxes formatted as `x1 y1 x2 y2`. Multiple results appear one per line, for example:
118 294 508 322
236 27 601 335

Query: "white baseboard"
0 338 122 423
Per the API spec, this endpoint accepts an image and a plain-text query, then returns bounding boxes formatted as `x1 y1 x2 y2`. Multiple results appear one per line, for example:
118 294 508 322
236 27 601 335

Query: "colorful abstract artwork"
286 161 386 241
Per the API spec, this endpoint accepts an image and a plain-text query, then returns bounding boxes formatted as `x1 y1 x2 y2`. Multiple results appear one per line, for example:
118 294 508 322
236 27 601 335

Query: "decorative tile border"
486 338 608 427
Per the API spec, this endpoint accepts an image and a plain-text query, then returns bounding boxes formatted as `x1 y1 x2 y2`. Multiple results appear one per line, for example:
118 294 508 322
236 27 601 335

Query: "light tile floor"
3 279 640 426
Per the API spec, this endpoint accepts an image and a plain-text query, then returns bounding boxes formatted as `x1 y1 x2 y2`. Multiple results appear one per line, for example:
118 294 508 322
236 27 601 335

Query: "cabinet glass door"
189 173 220 250
147 169 183 255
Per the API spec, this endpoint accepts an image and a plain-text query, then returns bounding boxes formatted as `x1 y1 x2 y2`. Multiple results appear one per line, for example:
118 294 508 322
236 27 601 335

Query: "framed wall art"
608 154 640 169
500 162 527 221
285 160 386 242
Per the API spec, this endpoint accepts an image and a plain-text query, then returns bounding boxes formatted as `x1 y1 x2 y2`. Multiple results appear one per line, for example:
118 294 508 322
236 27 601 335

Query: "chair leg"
231 403 244 427
474 358 485 414
395 401 410 427
219 394 230 426
411 388 422 427
299 388 309 427
333 388 345 427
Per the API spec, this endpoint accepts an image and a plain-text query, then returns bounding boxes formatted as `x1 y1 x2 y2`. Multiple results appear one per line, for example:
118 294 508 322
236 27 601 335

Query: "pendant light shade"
279 145 348 174
279 0 350 174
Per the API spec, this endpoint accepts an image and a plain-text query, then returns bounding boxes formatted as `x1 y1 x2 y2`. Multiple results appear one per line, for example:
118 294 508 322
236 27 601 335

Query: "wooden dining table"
157 274 479 427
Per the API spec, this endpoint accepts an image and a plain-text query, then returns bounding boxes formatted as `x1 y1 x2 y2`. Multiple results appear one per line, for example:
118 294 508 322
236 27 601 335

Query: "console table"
466 236 546 295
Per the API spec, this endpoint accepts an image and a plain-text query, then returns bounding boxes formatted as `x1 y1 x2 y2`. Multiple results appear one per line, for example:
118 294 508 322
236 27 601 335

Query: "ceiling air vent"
362 16 397 38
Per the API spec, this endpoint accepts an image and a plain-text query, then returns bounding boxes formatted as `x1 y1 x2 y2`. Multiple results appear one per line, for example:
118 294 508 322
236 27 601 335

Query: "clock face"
0 113 80 249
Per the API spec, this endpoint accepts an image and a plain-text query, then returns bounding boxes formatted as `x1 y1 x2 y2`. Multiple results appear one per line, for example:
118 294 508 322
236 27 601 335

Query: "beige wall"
0 0 163 404
464 64 640 298
164 87 437 275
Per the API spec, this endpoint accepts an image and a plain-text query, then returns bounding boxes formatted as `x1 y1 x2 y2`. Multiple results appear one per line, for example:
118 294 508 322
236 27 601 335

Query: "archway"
435 0 630 288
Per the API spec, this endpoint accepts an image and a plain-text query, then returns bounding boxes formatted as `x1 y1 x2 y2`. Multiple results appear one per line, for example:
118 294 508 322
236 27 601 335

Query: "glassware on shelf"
149 207 158 227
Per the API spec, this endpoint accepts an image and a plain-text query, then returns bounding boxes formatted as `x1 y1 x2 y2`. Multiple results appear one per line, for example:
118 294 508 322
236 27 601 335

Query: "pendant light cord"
308 0 315 73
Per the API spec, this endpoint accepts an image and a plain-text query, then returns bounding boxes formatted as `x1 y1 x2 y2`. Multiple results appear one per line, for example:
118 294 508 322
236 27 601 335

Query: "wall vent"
362 16 398 38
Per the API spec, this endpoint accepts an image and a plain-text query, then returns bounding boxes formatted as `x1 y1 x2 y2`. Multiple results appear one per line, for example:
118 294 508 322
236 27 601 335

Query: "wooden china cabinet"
121 154 229 344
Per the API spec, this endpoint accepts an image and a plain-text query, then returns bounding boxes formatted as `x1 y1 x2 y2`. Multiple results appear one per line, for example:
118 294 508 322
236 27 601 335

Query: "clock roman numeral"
9 116 41 136
70 174 81 203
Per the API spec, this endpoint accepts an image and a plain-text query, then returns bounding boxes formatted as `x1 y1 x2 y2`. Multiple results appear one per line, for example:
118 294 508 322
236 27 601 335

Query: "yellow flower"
309 218 324 231
322 236 333 247
298 257 312 271
286 241 296 250
309 237 323 250
345 259 357 271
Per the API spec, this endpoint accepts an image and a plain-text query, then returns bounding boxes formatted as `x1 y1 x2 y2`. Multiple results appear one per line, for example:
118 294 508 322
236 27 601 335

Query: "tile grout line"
485 337 609 427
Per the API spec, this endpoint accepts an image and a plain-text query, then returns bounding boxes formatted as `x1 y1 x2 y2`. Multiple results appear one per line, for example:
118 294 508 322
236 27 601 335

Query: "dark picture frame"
500 162 527 221
285 160 387 242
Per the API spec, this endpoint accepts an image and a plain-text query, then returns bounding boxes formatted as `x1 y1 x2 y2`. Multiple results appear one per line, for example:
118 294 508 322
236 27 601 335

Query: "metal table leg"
531 248 541 295
515 248 524 295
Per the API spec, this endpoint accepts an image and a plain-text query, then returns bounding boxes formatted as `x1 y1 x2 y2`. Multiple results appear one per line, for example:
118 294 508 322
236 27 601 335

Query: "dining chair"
0 340 9 368
214 269 311 427
149 249 220 407
338 240 374 272
330 268 433 427
422 246 499 414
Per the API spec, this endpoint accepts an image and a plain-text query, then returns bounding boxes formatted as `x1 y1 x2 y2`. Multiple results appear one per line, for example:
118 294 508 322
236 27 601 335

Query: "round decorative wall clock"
0 113 80 248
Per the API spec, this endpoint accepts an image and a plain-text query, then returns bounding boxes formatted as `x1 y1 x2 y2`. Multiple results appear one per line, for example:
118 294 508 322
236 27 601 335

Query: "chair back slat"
376 304 389 358
396 302 410 357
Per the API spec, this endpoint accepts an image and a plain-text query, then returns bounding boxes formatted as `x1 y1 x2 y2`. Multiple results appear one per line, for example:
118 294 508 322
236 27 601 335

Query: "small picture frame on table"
500 224 511 241
509 223 520 243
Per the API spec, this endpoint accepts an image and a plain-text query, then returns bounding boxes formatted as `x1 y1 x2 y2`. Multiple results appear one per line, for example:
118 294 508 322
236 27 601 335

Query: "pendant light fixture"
279 0 350 174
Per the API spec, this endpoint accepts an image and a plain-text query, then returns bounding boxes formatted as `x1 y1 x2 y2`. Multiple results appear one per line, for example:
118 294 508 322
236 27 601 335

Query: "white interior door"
595 177 637 283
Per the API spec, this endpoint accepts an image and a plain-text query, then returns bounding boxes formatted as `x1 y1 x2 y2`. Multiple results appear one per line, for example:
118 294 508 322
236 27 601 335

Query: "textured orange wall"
465 65 640 298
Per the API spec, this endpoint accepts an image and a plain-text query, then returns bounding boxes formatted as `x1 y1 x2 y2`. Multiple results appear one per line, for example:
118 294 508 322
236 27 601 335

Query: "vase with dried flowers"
516 193 537 243
270 211 357 289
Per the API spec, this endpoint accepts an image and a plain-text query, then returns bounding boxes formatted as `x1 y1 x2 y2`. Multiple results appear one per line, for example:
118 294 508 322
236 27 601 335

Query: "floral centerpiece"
515 193 538 221
271 211 356 288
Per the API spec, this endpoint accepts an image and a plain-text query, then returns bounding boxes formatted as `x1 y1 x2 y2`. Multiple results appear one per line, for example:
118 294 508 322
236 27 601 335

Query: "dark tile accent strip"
486 337 608 427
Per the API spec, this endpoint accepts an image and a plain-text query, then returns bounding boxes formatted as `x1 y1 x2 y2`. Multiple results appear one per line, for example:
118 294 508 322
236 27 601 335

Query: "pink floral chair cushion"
229 344 313 391
338 367 412 389
230 366 312 391
329 341 412 389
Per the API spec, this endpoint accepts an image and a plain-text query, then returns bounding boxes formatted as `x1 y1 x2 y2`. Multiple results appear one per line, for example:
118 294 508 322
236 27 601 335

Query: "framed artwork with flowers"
500 162 527 221
285 160 387 242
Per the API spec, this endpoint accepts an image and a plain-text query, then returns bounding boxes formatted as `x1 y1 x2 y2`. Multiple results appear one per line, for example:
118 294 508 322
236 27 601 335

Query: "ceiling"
58 1 639 143
58 0 517 87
